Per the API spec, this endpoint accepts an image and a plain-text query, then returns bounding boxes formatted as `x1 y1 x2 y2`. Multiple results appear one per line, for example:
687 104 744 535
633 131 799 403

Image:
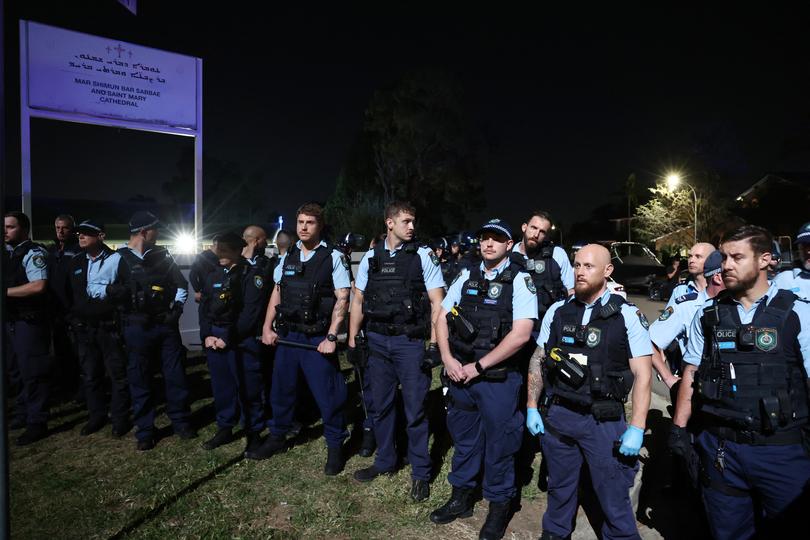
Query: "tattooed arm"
527 345 546 408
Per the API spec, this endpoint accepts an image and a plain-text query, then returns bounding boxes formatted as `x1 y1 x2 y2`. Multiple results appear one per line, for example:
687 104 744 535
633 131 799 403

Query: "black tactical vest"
206 264 245 325
510 241 567 315
68 246 118 321
4 241 50 320
117 247 178 316
545 294 635 409
696 290 808 435
276 244 336 335
363 242 429 337
448 263 520 364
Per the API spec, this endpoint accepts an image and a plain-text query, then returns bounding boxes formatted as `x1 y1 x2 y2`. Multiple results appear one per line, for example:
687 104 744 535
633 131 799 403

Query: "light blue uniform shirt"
15 241 49 281
665 281 699 310
512 242 575 290
537 288 653 358
774 268 810 301
273 240 352 290
683 282 810 374
122 247 188 304
85 251 122 299
354 240 445 292
649 288 709 354
442 257 538 321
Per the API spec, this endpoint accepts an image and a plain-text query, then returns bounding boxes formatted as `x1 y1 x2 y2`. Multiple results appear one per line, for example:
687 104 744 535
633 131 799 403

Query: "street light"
665 171 697 243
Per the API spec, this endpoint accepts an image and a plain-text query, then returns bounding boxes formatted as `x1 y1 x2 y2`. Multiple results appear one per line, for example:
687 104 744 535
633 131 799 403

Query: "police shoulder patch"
339 253 350 270
658 306 674 321
636 310 650 329
31 254 46 269
524 275 537 294
254 275 264 289
428 249 440 267
675 292 699 304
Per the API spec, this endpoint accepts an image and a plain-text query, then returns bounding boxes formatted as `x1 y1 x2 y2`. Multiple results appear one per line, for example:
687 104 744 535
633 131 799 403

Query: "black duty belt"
705 425 804 446
367 321 425 338
551 395 593 415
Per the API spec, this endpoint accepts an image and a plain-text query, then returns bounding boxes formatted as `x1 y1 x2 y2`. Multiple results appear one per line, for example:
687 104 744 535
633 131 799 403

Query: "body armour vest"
510 242 567 315
363 242 429 337
448 263 520 364
206 265 245 326
696 290 808 434
545 294 635 408
4 241 49 320
276 245 336 335
118 247 178 316
69 247 118 321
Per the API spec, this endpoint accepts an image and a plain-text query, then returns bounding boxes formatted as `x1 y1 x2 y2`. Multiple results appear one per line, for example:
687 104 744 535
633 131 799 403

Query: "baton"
277 339 320 351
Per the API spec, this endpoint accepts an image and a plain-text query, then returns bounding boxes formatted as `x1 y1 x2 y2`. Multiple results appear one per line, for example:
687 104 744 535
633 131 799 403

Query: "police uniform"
441 257 537 507
538 288 652 539
266 240 351 450
188 249 220 297
774 268 810 300
199 258 270 445
4 239 52 442
510 241 573 321
353 239 445 483
67 224 130 435
115 214 193 448
682 282 810 539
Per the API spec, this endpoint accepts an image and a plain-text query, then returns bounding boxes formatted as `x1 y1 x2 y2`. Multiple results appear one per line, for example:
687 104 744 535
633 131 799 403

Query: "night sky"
5 2 810 233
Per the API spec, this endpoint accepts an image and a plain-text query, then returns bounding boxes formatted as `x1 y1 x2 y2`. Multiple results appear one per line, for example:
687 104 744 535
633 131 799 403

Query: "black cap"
128 211 162 233
212 231 247 251
76 219 105 235
796 221 810 244
476 219 513 240
703 250 723 278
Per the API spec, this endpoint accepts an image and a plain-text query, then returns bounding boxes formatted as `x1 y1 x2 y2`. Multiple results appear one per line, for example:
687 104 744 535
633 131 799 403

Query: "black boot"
359 427 376 457
429 486 474 524
478 500 512 540
16 424 48 446
202 427 233 450
538 531 568 540
245 434 286 460
244 432 263 454
324 445 345 476
80 417 107 436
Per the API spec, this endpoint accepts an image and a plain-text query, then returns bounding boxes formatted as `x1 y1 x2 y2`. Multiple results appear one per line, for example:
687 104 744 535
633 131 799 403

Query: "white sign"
25 21 198 129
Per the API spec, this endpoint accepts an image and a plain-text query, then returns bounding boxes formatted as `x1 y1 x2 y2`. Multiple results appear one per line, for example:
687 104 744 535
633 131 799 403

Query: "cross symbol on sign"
113 44 126 57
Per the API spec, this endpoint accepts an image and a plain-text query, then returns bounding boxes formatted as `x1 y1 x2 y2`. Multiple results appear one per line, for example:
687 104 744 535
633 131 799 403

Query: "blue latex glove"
619 425 644 456
526 407 544 436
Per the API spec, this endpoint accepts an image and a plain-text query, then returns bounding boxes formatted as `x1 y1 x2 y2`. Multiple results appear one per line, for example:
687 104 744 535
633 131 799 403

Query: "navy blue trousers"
74 323 130 425
269 332 348 447
697 430 810 540
123 320 191 441
541 404 639 540
367 332 431 480
5 320 51 426
206 327 265 433
447 370 524 503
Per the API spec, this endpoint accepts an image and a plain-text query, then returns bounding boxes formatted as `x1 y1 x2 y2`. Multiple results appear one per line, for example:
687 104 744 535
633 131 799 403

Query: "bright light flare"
666 172 681 192
173 232 198 255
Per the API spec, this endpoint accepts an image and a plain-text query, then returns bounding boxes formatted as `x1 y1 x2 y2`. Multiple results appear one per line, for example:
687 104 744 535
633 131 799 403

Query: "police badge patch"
428 250 440 266
535 260 545 274
524 276 537 294
254 275 264 289
636 310 650 329
488 283 503 299
755 328 777 352
658 306 674 321
32 254 46 269
339 254 350 270
586 327 601 347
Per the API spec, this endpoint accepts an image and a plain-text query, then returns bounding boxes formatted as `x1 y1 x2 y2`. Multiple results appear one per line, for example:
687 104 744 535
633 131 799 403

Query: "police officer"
199 232 269 454
273 229 294 257
349 201 446 501
430 219 536 540
189 244 219 303
252 203 351 476
113 211 196 451
773 221 810 300
67 220 131 437
48 214 82 401
649 243 717 388
4 211 52 445
670 225 810 539
527 243 653 540
510 210 574 319
442 239 462 283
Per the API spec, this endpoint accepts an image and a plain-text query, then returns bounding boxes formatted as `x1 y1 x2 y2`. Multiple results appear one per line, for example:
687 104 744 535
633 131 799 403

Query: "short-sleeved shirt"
442 257 538 321
86 250 122 299
121 246 188 304
649 288 709 354
665 281 699 309
354 239 446 292
512 242 575 290
683 282 810 374
272 240 352 290
774 268 810 301
19 241 49 282
538 288 653 359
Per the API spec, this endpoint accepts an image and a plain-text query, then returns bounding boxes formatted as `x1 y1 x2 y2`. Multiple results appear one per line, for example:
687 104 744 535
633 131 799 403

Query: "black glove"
162 305 184 326
668 424 690 457
421 342 442 370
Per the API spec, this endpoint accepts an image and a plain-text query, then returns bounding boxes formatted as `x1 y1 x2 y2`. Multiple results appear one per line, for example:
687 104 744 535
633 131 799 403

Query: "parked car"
603 241 666 293
607 277 627 300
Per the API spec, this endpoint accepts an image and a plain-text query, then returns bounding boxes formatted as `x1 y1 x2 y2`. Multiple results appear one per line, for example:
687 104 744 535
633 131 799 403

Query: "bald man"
526 244 653 539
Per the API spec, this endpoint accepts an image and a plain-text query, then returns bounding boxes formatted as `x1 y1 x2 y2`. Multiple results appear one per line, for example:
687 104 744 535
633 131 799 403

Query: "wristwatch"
474 360 485 374
326 333 338 343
